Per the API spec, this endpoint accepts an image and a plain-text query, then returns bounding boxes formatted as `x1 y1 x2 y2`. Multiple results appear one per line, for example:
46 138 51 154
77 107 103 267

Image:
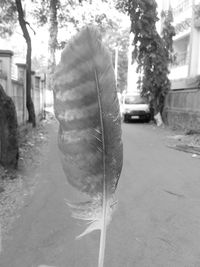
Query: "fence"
164 76 200 131
0 50 46 125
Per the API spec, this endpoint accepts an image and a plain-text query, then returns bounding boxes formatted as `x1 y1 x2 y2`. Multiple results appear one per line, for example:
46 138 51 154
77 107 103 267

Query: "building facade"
163 0 200 131
169 0 200 79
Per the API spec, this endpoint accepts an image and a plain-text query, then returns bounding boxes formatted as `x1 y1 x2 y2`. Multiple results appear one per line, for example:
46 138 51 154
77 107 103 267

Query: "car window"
124 95 147 104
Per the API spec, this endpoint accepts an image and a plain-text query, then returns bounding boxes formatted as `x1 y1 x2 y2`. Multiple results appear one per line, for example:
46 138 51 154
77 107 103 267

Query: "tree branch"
25 21 36 35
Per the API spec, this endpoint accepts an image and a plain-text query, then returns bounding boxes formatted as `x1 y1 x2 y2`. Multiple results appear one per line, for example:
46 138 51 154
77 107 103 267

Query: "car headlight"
145 106 150 112
124 109 131 113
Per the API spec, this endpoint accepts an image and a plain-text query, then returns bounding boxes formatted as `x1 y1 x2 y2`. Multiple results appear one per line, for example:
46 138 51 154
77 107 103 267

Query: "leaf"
53 25 123 267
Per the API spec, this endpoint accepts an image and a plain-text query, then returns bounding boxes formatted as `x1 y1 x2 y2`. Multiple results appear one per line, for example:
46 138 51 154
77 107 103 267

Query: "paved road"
1 120 200 267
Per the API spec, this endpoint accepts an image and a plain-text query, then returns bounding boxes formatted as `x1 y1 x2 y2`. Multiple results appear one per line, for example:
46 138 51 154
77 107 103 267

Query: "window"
125 95 148 104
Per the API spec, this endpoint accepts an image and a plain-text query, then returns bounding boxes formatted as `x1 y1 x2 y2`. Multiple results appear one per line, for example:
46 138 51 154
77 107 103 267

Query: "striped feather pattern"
54 26 122 197
53 26 123 267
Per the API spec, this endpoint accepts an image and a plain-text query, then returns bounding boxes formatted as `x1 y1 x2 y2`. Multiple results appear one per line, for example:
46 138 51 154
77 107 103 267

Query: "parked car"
121 94 151 122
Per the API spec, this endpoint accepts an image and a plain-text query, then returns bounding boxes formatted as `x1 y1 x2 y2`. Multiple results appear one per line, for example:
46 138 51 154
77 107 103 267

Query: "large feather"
53 26 123 267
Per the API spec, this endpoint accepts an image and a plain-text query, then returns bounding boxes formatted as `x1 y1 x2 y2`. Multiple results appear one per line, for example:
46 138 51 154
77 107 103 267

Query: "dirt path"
0 118 100 267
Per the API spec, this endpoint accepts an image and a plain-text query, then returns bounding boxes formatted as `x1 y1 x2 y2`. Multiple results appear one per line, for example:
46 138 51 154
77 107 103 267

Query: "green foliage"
0 84 19 169
31 0 49 26
0 0 129 93
31 0 129 93
117 0 174 115
161 8 176 63
0 0 17 37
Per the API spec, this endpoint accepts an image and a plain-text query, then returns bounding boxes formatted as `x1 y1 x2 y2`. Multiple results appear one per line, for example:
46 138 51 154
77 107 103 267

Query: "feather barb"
53 25 123 267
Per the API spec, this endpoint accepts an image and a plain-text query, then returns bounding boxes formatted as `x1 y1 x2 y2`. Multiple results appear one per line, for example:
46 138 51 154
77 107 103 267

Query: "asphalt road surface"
1 120 200 267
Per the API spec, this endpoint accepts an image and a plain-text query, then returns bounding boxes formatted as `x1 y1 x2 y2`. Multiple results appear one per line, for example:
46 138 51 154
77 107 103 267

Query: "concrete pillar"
16 63 27 123
0 50 14 96
31 70 35 98
35 75 41 89
31 71 36 117
40 73 46 119
16 63 26 82
188 28 200 76
188 0 200 77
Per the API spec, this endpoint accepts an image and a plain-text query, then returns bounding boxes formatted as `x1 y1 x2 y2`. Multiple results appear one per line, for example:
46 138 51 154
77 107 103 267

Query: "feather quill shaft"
53 26 123 267
94 69 107 267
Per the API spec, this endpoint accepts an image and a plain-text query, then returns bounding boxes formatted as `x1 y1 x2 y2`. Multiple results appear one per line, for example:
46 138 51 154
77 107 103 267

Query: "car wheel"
145 117 151 123
123 115 128 123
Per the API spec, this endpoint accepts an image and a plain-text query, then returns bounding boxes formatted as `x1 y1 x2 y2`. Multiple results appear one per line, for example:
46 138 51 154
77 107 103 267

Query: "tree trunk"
26 38 36 127
15 0 36 127
48 0 58 90
152 97 164 126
